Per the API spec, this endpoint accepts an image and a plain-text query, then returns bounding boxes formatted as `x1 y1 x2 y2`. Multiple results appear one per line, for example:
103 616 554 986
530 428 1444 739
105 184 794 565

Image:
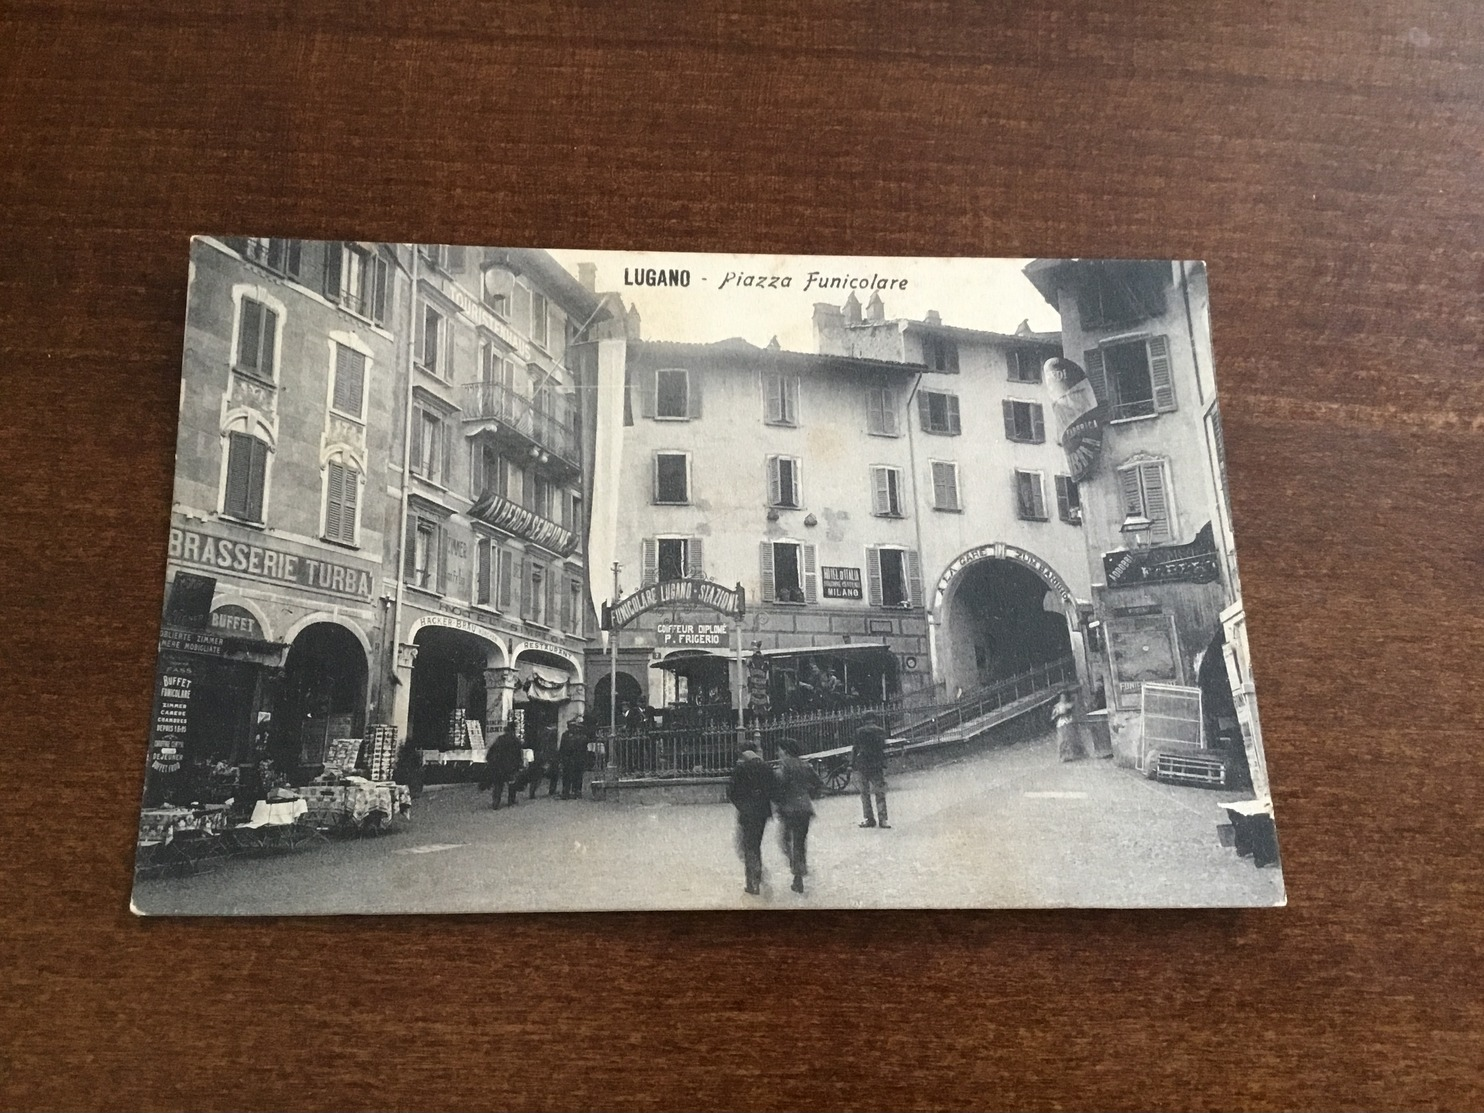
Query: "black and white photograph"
131 241 1283 914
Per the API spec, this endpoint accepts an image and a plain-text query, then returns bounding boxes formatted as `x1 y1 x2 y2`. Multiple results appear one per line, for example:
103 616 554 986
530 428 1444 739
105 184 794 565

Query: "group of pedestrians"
727 724 892 896
483 717 592 809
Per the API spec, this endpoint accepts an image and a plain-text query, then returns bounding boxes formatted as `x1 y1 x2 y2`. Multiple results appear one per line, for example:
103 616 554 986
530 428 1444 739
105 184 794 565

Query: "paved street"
133 732 1284 915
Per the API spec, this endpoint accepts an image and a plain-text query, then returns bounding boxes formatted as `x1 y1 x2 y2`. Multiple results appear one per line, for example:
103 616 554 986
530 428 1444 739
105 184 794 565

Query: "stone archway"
932 544 1084 698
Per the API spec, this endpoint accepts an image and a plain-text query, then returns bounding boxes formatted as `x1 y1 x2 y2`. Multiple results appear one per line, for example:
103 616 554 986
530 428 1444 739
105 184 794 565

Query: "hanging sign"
604 578 745 629
1104 523 1220 588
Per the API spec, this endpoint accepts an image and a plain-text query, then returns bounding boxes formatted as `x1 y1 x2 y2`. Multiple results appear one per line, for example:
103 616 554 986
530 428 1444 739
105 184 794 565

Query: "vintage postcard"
131 241 1283 914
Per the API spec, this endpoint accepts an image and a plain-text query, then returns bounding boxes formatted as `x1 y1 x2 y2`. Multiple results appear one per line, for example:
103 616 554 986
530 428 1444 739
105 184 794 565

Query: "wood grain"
1 2 1481 1109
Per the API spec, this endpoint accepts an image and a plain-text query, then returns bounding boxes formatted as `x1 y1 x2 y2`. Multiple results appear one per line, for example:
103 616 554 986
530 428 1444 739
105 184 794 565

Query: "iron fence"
601 655 1078 779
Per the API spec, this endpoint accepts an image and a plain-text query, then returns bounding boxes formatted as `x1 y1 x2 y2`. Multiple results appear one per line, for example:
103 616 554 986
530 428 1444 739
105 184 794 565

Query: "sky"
547 250 1061 351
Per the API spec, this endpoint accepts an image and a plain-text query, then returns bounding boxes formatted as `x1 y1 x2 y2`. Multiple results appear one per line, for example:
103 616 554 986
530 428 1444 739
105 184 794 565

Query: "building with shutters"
386 246 605 759
1023 259 1268 796
149 236 407 797
586 290 1099 722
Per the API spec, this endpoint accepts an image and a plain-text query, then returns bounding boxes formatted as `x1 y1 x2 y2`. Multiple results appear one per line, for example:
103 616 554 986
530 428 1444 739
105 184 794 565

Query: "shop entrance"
511 649 578 745
408 627 499 750
185 658 260 766
590 671 644 727
275 622 368 771
945 557 1074 695
1198 628 1251 791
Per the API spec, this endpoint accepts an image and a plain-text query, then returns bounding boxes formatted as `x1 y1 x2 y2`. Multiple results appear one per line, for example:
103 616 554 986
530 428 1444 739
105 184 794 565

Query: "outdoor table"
296 781 412 834
135 805 230 876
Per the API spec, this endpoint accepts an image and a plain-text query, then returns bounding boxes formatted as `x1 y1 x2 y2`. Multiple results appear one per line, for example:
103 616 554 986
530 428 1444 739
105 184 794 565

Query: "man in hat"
727 738 777 895
775 737 821 894
852 724 891 829
486 725 522 810
558 716 589 800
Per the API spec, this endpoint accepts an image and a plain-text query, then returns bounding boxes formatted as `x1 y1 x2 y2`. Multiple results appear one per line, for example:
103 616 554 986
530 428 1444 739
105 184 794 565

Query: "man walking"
775 737 821 894
853 724 891 829
524 724 559 799
558 717 588 800
486 726 522 810
727 739 777 895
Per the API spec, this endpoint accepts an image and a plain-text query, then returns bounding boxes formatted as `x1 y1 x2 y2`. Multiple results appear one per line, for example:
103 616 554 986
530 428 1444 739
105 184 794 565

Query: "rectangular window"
1002 400 1046 443
339 245 368 317
323 460 358 545
931 461 961 511
765 373 800 426
1089 335 1176 421
1055 475 1082 525
497 548 515 611
866 546 921 608
529 563 547 625
773 543 803 603
331 344 366 419
655 368 690 419
223 432 268 524
1008 349 1043 383
408 518 444 592
420 244 449 271
1014 469 1048 521
235 298 278 382
529 291 549 349
242 238 301 277
657 538 688 582
654 452 689 504
879 548 907 607
525 473 552 520
918 390 962 435
922 333 959 372
475 539 496 607
413 407 446 484
871 466 904 517
866 387 899 436
417 302 449 378
1118 460 1173 542
1076 262 1167 329
768 456 801 508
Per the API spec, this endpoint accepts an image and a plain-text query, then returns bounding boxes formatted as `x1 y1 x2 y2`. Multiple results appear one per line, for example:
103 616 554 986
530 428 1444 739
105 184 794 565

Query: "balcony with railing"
461 380 580 477
468 488 578 557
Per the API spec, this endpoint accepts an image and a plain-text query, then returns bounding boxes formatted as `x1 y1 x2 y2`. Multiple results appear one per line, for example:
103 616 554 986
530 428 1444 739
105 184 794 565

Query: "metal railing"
602 655 1078 779
461 380 579 466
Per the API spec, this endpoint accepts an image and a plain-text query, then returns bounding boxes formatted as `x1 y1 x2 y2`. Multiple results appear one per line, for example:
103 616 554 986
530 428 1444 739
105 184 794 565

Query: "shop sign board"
168 525 375 602
605 578 745 629
210 605 265 639
158 626 226 655
656 621 730 648
821 566 863 599
1104 523 1220 588
148 656 195 772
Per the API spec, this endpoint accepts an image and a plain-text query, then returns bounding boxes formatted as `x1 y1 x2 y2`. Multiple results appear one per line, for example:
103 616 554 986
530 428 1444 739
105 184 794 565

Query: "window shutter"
759 543 775 603
1148 335 1177 411
1056 476 1072 522
437 524 448 594
1083 347 1108 405
883 393 898 435
1119 466 1144 517
637 368 654 419
917 391 931 431
947 393 961 434
548 570 559 629
802 543 818 604
247 438 268 522
323 242 342 301
866 546 883 606
642 538 658 586
787 375 800 424
411 407 426 475
498 548 514 610
1015 470 1031 519
867 390 884 435
333 346 365 416
259 308 277 379
520 558 533 620
341 465 357 542
224 432 250 517
1001 400 1016 440
476 541 491 605
403 518 418 582
1140 461 1172 540
1032 403 1046 443
560 570 573 631
324 461 344 540
767 457 781 506
237 300 262 370
370 255 389 324
872 467 890 515
687 537 705 578
433 419 446 484
789 458 801 506
765 375 782 423
932 463 948 508
1032 473 1046 519
906 549 923 608
688 371 702 418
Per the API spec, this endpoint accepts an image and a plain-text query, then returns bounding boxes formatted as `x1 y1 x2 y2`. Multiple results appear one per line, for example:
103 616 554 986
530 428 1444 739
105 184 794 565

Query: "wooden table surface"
2 3 1481 1110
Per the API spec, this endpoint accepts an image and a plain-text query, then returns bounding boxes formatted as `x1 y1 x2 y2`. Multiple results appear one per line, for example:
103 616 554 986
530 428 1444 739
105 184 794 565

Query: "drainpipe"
388 247 420 734
903 368 934 694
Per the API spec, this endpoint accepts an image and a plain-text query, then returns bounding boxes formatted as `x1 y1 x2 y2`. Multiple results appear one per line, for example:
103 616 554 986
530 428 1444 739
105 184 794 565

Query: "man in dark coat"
775 737 821 894
558 718 588 800
486 727 522 809
852 724 891 829
522 724 560 799
727 740 777 895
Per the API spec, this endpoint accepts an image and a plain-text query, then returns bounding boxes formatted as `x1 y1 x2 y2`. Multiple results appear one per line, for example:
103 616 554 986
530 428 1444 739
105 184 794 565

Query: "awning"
650 650 730 673
752 642 890 658
515 661 574 702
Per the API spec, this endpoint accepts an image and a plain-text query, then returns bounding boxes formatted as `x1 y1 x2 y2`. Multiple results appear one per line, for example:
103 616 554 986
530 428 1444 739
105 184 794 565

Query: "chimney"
625 302 642 340
812 302 846 355
865 291 885 323
843 291 862 326
925 309 941 326
577 262 597 293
